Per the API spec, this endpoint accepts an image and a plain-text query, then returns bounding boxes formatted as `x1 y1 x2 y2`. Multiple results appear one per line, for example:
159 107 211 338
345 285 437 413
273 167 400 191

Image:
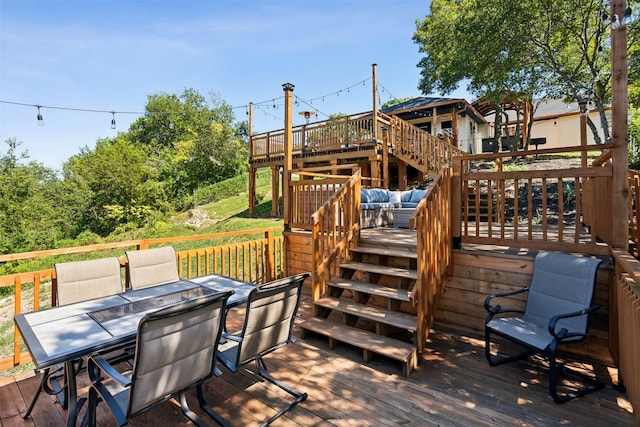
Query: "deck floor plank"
0 298 634 426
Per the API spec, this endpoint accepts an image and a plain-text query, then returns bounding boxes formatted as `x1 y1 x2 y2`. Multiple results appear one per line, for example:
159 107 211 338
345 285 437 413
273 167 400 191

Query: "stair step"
328 278 412 303
340 261 417 280
298 317 417 376
314 297 417 331
350 246 417 259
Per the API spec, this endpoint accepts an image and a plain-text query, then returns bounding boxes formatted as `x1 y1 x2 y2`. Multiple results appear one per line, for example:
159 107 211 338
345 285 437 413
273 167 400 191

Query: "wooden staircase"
298 231 419 376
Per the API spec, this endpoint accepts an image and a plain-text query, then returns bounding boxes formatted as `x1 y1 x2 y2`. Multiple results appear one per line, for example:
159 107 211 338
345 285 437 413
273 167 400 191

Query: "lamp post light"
299 110 315 124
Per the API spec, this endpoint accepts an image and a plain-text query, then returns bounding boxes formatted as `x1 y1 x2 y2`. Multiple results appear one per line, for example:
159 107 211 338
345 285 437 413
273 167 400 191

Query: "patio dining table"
14 274 257 427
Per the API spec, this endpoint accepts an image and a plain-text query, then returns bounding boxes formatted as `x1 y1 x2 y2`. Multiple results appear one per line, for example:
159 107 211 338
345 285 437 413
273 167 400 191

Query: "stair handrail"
310 170 361 301
411 166 453 352
383 113 467 177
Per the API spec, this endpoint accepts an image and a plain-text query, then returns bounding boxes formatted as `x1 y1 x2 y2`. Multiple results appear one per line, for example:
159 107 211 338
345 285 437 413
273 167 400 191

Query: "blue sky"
0 0 470 169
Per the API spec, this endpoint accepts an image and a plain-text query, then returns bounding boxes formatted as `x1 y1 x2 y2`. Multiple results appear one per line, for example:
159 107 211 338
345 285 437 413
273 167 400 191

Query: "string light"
36 105 44 127
3 75 383 130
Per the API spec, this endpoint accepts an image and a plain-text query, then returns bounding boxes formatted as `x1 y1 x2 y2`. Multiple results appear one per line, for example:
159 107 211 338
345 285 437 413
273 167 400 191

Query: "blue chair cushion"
361 188 389 203
400 190 413 202
409 189 427 203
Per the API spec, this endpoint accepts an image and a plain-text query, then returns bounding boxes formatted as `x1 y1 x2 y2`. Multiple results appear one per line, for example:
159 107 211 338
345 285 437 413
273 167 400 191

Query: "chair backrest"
235 273 309 367
55 257 123 305
524 251 602 336
126 246 180 290
128 291 231 417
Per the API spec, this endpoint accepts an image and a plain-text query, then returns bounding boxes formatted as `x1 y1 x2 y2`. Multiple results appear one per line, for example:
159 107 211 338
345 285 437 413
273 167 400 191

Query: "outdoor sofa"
360 188 427 229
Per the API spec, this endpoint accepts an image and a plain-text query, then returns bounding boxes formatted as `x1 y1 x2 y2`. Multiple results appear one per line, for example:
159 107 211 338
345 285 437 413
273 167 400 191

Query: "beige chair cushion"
55 257 123 305
128 293 227 415
125 247 180 290
238 282 300 365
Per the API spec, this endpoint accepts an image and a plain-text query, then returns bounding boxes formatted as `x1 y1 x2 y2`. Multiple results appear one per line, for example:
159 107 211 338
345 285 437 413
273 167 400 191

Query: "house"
381 96 488 154
383 96 611 154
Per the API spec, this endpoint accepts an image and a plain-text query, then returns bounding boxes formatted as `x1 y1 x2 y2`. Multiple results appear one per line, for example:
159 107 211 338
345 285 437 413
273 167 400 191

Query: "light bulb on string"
36 105 44 127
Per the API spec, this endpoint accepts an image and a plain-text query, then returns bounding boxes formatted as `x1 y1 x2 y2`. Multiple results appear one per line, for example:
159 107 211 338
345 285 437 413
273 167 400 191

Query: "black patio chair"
484 250 603 403
216 272 310 426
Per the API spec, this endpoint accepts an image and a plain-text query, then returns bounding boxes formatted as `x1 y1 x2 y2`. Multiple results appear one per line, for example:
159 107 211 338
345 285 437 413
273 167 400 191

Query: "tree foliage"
414 0 635 144
0 139 61 253
0 88 249 253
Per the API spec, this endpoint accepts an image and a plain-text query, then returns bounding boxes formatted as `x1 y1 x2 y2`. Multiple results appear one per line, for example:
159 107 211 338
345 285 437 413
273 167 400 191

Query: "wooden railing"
610 248 640 426
387 115 466 176
1 228 284 371
250 110 464 181
251 111 385 159
452 145 612 256
628 169 640 258
288 170 353 231
411 166 453 352
310 171 361 301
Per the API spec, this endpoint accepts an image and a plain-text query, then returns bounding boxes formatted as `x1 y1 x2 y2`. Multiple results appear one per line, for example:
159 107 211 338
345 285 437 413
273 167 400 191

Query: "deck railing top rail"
250 110 386 159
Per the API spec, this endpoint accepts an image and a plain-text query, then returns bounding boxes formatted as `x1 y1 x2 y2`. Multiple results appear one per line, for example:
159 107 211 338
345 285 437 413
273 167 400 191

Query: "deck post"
271 165 279 217
610 1 629 251
249 166 256 217
398 160 407 190
282 82 294 229
451 158 462 249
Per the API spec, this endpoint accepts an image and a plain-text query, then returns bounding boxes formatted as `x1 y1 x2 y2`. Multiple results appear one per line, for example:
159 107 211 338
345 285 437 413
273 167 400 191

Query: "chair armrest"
484 287 529 313
221 332 242 342
88 355 132 387
548 305 600 339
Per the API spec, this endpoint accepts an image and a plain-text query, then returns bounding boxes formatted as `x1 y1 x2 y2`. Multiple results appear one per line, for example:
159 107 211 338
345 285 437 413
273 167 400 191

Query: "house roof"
381 97 486 124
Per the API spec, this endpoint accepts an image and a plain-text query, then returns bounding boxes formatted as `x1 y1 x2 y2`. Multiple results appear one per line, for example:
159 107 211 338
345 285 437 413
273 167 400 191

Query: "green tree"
0 139 61 253
382 97 415 110
127 89 247 209
414 0 627 144
63 136 159 236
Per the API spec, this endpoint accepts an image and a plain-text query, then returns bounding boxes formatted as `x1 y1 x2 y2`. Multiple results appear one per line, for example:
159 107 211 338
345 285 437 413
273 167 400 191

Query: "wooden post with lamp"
282 83 294 230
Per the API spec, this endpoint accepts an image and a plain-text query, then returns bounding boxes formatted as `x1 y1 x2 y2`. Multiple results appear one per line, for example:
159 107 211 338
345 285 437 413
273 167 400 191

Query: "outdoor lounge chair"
86 291 232 427
216 272 310 426
24 257 125 420
125 246 180 290
484 250 603 403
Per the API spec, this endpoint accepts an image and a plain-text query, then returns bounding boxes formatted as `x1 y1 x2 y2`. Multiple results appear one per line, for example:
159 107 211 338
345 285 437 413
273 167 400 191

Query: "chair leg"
485 328 533 366
86 387 98 427
178 391 208 427
193 384 232 427
24 366 68 419
24 368 49 419
548 343 604 404
255 356 307 426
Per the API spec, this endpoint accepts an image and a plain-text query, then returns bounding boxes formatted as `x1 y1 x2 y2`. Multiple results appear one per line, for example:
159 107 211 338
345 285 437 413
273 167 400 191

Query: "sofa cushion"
361 188 389 203
388 191 402 207
400 190 413 202
409 189 427 203
401 202 420 208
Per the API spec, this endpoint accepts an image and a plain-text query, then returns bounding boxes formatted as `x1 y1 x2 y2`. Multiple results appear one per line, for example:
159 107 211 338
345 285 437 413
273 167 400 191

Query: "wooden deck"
0 295 634 426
